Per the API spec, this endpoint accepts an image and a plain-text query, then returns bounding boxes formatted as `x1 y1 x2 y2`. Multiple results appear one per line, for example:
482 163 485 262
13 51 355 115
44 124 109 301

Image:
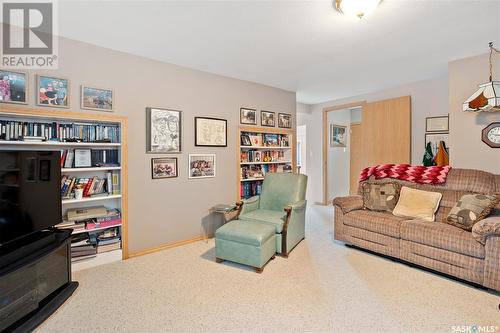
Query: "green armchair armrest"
238 195 260 217
282 199 307 255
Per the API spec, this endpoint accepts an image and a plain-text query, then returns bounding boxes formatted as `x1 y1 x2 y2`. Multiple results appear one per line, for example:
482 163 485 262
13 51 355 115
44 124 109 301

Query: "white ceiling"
56 0 500 104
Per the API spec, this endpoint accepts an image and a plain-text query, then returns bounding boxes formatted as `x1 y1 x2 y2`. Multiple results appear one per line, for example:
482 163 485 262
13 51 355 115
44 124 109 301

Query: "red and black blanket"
359 164 452 184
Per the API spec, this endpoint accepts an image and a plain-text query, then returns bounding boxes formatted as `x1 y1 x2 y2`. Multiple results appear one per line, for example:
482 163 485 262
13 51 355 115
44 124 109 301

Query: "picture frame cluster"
0 70 114 112
240 108 292 129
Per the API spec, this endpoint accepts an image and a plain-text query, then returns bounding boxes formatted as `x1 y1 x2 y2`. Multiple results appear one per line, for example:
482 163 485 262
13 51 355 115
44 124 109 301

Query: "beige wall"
449 54 500 174
17 37 296 254
298 76 448 204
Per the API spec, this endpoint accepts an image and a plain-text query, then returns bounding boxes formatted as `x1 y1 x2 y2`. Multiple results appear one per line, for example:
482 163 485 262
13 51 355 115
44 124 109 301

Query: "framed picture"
0 70 27 104
330 124 347 147
261 110 275 127
240 108 257 125
151 157 178 179
81 86 114 112
189 154 216 179
147 107 182 153
74 149 92 168
278 113 292 129
426 116 449 132
194 117 227 147
241 133 252 146
425 132 449 151
36 75 69 108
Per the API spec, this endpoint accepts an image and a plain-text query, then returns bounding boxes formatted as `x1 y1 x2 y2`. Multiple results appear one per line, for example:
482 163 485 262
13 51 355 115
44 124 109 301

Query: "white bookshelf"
240 161 291 165
0 107 128 272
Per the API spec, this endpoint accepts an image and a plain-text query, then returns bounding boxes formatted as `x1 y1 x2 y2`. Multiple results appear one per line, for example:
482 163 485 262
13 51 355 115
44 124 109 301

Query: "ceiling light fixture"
463 42 500 113
334 0 382 19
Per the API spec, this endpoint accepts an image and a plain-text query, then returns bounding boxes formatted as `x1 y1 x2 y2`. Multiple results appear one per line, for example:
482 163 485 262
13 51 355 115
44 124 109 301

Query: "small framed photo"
261 110 275 127
278 113 292 129
189 154 216 179
195 117 227 147
147 107 182 153
37 75 69 108
241 133 252 146
81 86 114 112
151 157 178 179
74 149 92 168
0 70 28 104
426 116 449 132
330 124 347 147
240 108 257 125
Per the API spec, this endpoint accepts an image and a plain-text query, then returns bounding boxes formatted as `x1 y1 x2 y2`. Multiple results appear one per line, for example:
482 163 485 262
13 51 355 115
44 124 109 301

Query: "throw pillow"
444 194 499 231
392 186 442 222
361 182 401 212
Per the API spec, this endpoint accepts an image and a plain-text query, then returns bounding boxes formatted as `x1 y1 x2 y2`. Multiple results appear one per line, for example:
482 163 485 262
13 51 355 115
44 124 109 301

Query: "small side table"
209 202 242 224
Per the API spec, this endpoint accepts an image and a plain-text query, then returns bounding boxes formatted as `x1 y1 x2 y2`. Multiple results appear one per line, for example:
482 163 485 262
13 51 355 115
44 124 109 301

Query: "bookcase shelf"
0 105 129 271
238 126 296 200
61 194 122 205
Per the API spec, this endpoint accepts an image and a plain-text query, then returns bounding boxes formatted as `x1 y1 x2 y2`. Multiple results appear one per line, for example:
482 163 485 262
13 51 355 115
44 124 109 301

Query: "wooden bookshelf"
0 105 129 271
237 125 296 200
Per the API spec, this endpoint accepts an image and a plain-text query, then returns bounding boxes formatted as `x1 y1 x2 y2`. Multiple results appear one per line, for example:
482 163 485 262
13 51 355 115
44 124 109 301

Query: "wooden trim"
322 101 366 205
128 236 205 259
282 206 292 257
0 105 130 261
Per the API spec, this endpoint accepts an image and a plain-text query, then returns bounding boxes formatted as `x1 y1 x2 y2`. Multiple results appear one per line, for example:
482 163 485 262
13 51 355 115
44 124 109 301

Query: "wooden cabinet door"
361 96 411 165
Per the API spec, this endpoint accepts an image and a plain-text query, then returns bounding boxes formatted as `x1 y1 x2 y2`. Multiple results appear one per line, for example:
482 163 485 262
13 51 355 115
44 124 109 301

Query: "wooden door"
350 123 363 194
361 96 411 165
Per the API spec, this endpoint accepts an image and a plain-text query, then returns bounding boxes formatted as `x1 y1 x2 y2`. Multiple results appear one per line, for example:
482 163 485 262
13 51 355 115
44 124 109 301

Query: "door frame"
322 101 366 205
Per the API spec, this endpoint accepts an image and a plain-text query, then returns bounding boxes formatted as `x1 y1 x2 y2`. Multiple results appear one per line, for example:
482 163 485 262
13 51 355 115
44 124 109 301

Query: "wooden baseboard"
127 236 206 259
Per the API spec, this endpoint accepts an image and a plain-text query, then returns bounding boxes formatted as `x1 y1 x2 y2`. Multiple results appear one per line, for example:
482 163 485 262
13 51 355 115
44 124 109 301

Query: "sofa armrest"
332 195 363 213
472 215 500 245
240 195 260 216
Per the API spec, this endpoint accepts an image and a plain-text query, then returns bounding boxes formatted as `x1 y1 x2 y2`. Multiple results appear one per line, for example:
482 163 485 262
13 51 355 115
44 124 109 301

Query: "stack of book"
55 207 121 233
0 120 120 142
71 233 97 261
60 172 119 199
86 209 121 230
97 227 121 254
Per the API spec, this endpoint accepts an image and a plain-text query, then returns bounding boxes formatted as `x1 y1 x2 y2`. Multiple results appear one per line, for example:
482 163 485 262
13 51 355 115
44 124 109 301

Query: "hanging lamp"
463 42 500 112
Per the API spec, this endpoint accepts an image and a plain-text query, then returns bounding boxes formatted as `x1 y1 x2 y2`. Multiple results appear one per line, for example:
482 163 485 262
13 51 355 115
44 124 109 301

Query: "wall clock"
481 122 500 148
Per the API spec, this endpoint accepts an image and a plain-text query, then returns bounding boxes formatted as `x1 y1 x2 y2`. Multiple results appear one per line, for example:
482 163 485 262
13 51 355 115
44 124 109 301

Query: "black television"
0 151 61 246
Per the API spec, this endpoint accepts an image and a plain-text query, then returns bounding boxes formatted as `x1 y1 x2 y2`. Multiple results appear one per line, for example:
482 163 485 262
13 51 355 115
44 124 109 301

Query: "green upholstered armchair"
237 173 308 257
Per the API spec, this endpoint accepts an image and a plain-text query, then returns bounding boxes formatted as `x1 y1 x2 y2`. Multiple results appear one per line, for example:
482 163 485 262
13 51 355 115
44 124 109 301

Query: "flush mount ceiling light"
334 0 382 19
463 42 500 112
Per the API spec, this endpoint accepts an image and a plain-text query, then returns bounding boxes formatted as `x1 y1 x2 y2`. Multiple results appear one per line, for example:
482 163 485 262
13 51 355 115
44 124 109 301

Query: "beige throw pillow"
392 186 442 222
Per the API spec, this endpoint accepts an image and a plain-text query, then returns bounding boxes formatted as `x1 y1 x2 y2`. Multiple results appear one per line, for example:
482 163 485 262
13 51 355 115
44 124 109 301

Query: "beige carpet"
38 205 500 333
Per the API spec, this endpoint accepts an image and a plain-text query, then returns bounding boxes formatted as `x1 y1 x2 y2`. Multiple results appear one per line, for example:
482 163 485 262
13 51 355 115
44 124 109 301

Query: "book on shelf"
60 149 120 168
0 119 120 143
60 174 119 199
98 241 121 254
56 208 121 233
240 181 263 198
111 172 120 195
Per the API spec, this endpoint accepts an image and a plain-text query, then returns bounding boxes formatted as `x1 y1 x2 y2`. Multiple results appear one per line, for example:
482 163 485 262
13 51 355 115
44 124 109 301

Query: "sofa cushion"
239 209 286 233
392 186 442 222
343 210 405 238
401 219 485 259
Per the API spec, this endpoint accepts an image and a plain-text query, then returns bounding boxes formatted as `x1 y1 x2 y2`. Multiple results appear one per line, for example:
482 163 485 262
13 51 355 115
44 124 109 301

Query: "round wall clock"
482 122 500 148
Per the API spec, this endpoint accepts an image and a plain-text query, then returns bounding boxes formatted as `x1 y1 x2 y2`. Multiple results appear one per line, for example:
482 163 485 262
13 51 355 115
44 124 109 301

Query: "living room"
0 1 499 332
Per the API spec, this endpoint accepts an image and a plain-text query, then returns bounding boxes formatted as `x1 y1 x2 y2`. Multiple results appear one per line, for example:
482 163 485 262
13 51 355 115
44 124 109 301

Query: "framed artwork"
278 113 292 129
36 75 69 108
241 133 252 146
426 116 449 132
425 132 449 150
0 70 27 104
261 110 275 127
194 117 227 147
330 124 347 147
151 157 178 179
146 107 182 153
240 108 257 125
74 149 92 168
81 86 114 112
189 154 216 179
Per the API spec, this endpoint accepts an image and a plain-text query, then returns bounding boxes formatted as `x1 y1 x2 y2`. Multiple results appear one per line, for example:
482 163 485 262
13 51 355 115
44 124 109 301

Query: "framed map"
195 117 227 147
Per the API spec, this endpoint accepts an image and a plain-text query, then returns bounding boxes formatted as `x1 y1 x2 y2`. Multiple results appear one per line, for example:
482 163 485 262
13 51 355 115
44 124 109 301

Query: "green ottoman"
215 220 276 273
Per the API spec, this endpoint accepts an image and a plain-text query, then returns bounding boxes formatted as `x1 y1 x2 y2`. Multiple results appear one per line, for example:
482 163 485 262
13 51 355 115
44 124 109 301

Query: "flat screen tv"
0 151 61 246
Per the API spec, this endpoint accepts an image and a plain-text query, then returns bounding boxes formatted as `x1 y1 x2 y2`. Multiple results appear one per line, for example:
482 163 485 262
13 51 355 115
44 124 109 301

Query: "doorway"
322 96 411 205
297 125 307 174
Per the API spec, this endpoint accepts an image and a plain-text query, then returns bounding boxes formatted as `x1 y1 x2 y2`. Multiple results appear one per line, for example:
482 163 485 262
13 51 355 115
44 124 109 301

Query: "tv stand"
0 229 78 333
